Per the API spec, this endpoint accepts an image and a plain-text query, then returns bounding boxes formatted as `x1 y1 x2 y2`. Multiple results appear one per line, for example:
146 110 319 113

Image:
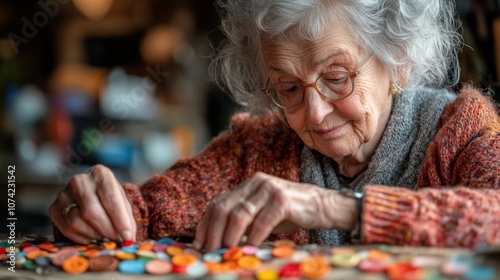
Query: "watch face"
340 188 364 199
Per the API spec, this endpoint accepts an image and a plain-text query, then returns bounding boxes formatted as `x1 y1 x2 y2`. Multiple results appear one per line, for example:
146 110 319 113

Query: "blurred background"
0 0 499 237
0 0 240 237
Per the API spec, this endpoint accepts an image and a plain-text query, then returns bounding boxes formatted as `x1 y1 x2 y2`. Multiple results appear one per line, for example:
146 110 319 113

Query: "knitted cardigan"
55 87 500 248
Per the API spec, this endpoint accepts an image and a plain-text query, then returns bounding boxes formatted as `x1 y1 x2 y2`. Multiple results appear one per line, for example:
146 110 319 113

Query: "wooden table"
1 244 496 280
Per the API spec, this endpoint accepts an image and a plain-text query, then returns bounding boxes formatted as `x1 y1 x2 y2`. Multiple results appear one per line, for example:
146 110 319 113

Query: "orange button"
273 239 296 247
300 255 330 279
237 255 261 270
62 256 89 274
102 241 117 250
223 247 243 262
115 251 136 260
368 249 392 261
26 250 49 260
172 253 197 267
386 261 422 280
272 246 295 258
166 246 183 256
37 242 55 251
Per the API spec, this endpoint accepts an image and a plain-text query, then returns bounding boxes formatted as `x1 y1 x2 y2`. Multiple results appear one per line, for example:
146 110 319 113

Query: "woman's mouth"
312 123 347 138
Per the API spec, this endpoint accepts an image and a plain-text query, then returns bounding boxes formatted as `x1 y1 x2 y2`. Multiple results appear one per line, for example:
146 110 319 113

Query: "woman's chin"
314 145 354 161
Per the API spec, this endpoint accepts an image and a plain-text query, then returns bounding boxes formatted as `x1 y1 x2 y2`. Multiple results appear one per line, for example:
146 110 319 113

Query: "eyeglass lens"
270 71 354 108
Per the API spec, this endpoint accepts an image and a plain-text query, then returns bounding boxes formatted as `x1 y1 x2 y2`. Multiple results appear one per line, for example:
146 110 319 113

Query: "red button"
279 263 302 278
122 240 133 247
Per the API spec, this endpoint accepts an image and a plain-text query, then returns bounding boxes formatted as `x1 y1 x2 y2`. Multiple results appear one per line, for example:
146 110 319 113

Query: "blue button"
122 246 137 254
465 267 496 280
157 238 174 245
118 260 146 275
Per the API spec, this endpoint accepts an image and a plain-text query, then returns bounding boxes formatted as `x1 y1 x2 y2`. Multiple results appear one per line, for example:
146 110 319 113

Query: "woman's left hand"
193 172 357 251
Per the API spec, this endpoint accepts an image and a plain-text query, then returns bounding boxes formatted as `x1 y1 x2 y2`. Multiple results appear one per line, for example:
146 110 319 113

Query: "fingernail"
192 240 201 250
121 230 132 241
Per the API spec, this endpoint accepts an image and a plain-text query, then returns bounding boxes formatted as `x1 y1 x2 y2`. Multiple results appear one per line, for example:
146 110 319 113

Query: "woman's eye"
284 85 299 93
323 73 348 84
275 83 300 94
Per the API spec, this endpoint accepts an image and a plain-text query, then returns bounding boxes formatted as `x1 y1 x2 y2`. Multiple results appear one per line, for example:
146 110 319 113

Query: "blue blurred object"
61 90 94 117
100 68 158 121
10 85 48 126
5 83 17 110
95 134 135 167
465 267 496 280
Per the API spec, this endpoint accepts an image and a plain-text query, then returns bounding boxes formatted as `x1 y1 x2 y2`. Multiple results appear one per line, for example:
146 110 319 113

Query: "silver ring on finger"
239 198 257 216
62 203 79 216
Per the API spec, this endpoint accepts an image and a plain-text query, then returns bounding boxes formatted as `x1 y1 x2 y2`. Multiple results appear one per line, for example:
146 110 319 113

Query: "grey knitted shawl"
300 87 456 246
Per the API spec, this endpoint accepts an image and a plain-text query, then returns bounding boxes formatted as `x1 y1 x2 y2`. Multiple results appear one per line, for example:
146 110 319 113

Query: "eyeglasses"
262 54 374 109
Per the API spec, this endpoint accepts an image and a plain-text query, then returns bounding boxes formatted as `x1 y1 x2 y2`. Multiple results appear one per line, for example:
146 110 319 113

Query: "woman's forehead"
262 26 361 71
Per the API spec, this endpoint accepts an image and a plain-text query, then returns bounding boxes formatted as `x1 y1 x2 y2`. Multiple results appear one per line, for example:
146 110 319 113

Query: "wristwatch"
339 188 364 243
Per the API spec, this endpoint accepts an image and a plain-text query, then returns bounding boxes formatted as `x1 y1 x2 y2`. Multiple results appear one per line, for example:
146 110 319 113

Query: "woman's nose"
302 86 335 124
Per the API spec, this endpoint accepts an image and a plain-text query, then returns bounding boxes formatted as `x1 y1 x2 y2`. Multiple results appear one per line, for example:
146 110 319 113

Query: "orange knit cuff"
362 186 420 246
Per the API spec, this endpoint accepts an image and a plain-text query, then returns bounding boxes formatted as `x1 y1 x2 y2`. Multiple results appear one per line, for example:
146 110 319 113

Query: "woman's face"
263 25 393 162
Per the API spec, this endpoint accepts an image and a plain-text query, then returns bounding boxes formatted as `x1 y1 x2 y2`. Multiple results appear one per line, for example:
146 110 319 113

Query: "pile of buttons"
0 238 497 279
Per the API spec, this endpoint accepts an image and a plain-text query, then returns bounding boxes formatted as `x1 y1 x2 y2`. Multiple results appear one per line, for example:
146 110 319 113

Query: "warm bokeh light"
73 0 114 21
140 25 184 65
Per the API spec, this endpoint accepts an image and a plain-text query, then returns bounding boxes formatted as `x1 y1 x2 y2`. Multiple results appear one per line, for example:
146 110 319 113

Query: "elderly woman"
50 0 500 251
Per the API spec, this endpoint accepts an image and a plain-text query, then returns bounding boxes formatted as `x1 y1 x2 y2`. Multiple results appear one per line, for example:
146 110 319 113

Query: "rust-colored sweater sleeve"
362 87 500 248
124 113 303 241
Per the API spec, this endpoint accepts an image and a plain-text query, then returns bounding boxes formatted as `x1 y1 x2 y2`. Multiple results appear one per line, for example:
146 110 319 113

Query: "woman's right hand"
49 165 136 244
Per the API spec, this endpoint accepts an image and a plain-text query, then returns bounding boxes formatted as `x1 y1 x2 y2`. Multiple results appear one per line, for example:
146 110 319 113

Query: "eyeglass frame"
261 53 374 109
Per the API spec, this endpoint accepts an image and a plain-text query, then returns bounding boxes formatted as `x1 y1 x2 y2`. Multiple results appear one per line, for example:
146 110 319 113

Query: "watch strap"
339 188 364 244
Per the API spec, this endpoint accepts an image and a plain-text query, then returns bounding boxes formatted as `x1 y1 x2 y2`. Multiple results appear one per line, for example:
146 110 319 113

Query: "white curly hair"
209 0 462 114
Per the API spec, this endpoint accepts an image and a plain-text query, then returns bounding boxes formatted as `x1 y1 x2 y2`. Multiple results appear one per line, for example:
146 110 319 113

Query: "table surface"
1 243 497 280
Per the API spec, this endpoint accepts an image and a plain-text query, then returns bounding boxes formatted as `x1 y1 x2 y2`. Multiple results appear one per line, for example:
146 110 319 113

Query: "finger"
90 165 136 241
193 203 213 250
222 184 271 247
50 193 102 244
194 194 230 250
246 193 287 246
222 206 253 248
63 205 104 243
49 189 72 230
197 174 270 251
193 198 224 250
207 177 269 250
246 210 283 246
68 173 118 240
204 199 230 251
50 188 103 243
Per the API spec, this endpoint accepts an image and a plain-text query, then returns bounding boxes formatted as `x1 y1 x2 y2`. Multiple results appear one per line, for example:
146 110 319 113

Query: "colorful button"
88 255 119 272
237 255 261 270
62 256 89 274
330 252 361 268
279 263 302 278
145 259 172 275
51 247 79 266
118 260 146 274
256 268 279 280
223 247 244 261
272 246 295 258
300 255 330 279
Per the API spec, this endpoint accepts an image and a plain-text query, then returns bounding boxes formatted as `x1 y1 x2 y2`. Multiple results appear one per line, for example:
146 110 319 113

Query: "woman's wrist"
338 188 364 243
327 189 360 231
